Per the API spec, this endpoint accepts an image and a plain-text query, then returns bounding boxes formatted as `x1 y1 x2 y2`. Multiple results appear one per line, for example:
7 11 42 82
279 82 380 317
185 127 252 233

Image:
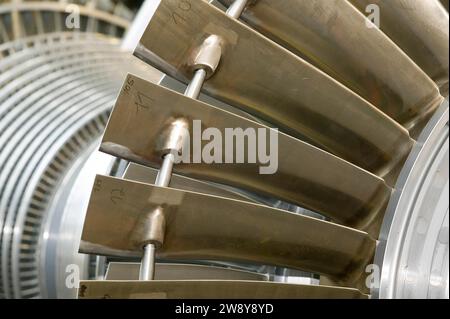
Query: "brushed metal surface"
217 0 443 130
124 163 257 202
135 0 414 175
105 262 268 281
101 75 392 236
350 0 449 96
80 175 376 286
78 280 368 299
373 102 449 298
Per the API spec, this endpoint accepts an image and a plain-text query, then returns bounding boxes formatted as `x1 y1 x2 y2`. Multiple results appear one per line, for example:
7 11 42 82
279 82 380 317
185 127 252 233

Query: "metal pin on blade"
139 0 249 281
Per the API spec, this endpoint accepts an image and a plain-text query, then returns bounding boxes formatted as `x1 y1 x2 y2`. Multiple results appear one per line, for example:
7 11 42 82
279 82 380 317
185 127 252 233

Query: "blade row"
217 0 445 129
78 0 448 298
350 0 449 96
80 175 375 288
101 74 391 237
135 0 415 176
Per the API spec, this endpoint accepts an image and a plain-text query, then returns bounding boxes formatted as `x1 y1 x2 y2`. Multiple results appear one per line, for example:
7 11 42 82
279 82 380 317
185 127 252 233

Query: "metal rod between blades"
138 0 247 280
184 68 207 99
155 153 176 187
139 243 156 280
139 70 207 281
226 0 249 19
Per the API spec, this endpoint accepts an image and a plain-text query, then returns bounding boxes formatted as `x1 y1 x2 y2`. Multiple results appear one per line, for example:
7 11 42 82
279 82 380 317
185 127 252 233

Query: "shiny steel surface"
1 0 447 300
225 0 249 19
0 0 164 299
184 68 207 99
101 75 391 236
0 28 159 298
218 0 443 131
139 244 156 280
374 101 449 298
80 175 376 287
124 163 257 202
105 262 268 281
44 149 117 299
138 27 212 281
0 34 122 298
78 280 367 299
350 0 449 96
135 0 414 176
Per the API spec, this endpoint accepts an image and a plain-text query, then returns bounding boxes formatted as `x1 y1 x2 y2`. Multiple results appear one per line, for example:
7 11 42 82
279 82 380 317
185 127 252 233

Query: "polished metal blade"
105 262 268 281
217 0 442 129
123 163 257 203
80 175 376 285
101 75 391 235
135 0 414 174
78 280 368 299
350 0 449 96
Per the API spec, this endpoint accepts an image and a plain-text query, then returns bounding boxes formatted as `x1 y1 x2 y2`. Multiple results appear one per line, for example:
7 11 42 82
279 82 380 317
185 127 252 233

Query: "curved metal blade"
135 0 414 175
105 262 268 281
80 175 376 285
123 163 257 203
78 280 368 299
101 75 391 235
217 0 442 130
350 0 449 96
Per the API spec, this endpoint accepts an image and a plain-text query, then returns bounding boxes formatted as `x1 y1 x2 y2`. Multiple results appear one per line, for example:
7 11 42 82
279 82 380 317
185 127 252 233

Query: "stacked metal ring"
0 0 154 298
